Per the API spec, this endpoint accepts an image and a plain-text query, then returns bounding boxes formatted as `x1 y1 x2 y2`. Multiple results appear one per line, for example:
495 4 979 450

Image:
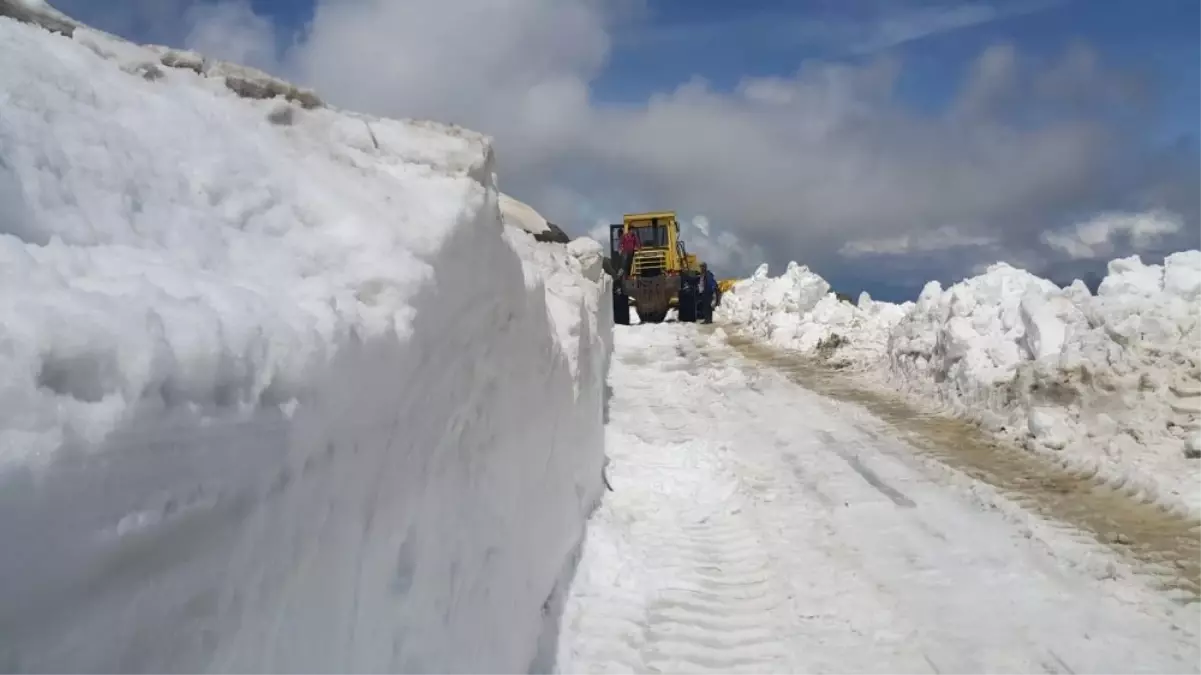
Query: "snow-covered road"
557 324 1199 674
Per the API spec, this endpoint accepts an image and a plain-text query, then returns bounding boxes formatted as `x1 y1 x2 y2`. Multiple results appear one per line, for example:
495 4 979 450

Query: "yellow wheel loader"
609 211 703 325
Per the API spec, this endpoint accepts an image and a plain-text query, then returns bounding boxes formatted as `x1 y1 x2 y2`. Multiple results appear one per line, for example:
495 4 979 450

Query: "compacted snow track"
557 324 1199 674
630 512 793 673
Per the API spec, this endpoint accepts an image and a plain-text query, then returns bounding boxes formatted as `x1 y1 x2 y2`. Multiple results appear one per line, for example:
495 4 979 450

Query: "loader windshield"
633 225 668 248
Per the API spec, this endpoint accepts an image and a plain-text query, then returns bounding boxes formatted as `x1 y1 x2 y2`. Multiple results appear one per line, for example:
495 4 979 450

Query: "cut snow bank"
718 252 1201 517
0 9 610 672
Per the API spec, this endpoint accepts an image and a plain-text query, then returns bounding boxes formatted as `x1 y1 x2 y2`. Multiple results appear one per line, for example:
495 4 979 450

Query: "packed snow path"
557 324 1198 674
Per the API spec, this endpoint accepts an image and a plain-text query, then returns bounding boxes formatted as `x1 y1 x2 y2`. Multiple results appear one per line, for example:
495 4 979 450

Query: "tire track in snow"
559 324 1198 674
559 330 803 673
721 329 1201 601
637 513 793 674
703 324 1199 672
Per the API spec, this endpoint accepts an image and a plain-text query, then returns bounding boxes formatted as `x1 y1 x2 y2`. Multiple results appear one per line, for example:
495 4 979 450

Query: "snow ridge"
0 7 610 672
718 250 1201 517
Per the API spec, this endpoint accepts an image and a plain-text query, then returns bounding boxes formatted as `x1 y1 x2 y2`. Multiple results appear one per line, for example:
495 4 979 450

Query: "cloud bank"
50 0 1201 296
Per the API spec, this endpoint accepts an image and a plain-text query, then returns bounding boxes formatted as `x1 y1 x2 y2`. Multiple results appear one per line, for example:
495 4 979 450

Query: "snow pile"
0 8 609 672
887 253 1201 513
888 262 1070 402
718 252 1201 515
718 262 910 365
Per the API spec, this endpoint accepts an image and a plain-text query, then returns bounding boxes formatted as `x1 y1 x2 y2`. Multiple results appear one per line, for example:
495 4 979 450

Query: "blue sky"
600 1 1198 135
59 0 1200 301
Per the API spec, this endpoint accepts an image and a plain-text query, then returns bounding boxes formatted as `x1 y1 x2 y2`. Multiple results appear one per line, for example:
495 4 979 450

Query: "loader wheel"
613 288 630 326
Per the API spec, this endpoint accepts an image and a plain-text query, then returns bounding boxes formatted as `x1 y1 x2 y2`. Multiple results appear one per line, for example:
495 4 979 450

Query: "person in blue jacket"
698 262 717 324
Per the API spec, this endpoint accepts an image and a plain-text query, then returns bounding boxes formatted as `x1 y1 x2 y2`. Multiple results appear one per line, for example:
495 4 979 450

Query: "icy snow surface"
0 9 610 672
718 252 1201 517
559 324 1198 673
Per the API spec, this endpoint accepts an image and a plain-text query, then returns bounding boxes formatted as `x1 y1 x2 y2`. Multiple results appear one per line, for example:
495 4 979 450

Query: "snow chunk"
1163 250 1201 301
204 59 323 108
1186 431 1201 459
1028 407 1072 450
0 0 76 36
499 192 550 235
158 47 204 73
567 236 606 281
1018 290 1068 362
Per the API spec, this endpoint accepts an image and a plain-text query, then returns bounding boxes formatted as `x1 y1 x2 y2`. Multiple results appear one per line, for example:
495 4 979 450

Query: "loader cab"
632 221 669 248
622 212 681 278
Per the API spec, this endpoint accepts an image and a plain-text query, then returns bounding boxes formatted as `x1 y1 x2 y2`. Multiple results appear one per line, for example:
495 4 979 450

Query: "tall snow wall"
0 9 611 672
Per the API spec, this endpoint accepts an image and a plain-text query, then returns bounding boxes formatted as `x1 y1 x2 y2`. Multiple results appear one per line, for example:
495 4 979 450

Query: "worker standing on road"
698 262 717 324
619 228 639 277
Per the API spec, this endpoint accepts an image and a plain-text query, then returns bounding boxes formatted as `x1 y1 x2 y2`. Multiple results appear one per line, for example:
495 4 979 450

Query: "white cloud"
678 214 764 274
51 0 1197 284
566 49 1118 272
1040 211 1183 260
271 2 1192 280
855 3 1003 53
840 226 999 257
850 1 1064 54
183 1 276 69
587 221 611 247
278 0 612 180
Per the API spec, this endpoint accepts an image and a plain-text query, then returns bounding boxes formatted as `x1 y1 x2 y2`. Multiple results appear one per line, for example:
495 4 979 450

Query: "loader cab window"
609 224 623 257
633 222 668 248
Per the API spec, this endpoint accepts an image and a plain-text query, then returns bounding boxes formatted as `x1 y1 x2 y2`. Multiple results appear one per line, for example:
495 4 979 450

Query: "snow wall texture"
718 249 1201 518
0 7 612 672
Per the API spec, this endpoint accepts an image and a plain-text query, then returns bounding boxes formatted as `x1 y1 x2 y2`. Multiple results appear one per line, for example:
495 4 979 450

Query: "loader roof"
623 211 677 224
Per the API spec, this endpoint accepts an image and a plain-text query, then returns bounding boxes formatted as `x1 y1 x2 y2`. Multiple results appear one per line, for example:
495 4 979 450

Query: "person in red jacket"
619 228 640 277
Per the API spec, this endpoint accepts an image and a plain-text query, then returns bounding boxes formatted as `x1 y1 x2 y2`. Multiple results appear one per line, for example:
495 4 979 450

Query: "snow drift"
719 261 912 366
719 251 1201 517
0 7 610 672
